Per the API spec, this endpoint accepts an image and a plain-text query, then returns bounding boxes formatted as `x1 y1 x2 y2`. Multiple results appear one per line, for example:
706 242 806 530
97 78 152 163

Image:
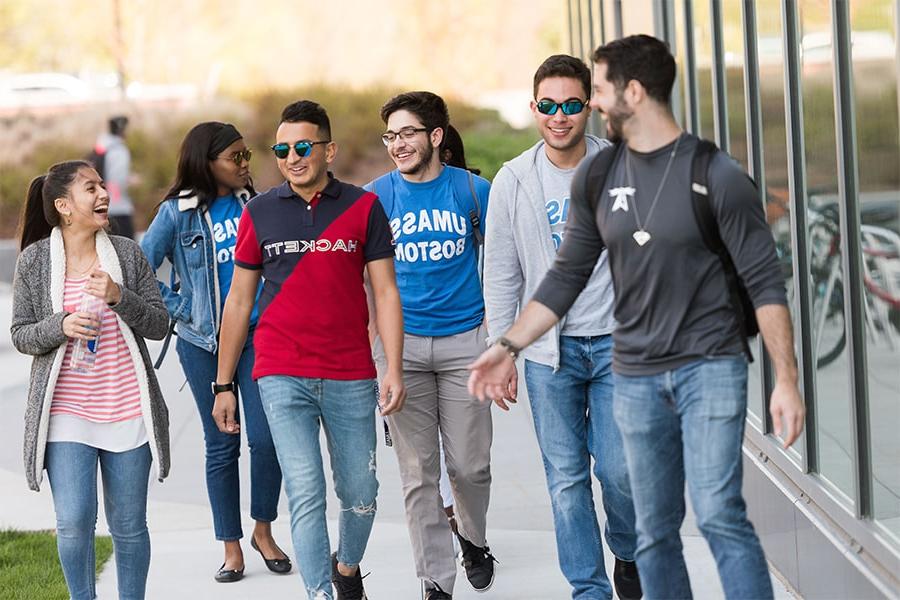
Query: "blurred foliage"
0 87 537 237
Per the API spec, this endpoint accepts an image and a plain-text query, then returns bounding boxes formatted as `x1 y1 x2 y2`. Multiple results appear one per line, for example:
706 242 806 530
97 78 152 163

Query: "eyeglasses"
381 127 429 146
218 149 252 165
535 99 587 116
270 140 330 159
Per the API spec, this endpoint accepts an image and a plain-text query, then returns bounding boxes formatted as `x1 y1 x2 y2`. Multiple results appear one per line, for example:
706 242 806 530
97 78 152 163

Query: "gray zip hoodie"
484 135 615 369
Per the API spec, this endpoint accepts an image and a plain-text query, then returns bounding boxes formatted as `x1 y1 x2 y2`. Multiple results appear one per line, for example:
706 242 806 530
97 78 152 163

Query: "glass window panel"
757 0 806 462
601 0 617 42
621 0 655 36
691 2 715 138
851 0 900 546
673 1 689 128
800 0 854 501
724 2 748 168
721 2 762 424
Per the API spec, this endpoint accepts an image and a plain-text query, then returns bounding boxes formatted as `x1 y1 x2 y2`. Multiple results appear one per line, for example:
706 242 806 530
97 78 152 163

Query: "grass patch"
0 530 113 600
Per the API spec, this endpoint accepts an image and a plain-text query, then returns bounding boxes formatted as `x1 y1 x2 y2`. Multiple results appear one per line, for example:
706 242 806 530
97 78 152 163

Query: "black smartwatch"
495 336 521 360
211 381 235 395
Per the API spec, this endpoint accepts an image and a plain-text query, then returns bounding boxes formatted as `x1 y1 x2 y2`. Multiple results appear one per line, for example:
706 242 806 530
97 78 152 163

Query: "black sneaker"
424 583 452 599
331 552 368 600
613 558 642 600
456 534 497 592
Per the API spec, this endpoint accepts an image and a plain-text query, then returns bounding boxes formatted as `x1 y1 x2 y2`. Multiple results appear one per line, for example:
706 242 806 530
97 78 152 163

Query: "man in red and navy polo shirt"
212 100 406 600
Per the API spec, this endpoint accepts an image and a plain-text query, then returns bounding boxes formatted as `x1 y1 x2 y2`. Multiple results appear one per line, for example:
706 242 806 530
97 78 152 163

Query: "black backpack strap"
572 140 623 217
690 139 756 362
153 320 177 369
153 262 181 370
465 170 484 248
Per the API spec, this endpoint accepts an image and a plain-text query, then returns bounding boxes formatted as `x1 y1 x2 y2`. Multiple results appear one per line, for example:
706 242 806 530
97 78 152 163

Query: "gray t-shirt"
535 141 614 336
533 133 787 376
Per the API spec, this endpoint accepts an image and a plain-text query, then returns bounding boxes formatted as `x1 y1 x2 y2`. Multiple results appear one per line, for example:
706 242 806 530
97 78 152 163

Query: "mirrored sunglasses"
270 140 330 159
536 99 587 116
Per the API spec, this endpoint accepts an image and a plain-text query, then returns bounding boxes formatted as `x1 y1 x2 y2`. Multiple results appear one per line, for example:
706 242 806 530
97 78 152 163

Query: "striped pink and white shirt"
50 276 142 423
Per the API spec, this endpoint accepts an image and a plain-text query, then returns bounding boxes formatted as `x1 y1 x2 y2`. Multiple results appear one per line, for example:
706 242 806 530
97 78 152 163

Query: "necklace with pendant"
624 133 683 247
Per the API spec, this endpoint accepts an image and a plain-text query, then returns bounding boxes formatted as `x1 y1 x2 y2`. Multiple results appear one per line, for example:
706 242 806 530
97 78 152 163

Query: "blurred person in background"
140 122 290 583
440 124 481 176
90 115 136 239
12 160 170 600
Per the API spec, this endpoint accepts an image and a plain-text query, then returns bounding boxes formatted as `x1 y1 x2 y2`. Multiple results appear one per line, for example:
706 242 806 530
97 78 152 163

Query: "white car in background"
0 72 92 110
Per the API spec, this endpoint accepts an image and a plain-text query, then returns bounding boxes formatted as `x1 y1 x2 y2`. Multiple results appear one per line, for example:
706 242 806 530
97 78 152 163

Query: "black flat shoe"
214 562 244 583
251 535 292 574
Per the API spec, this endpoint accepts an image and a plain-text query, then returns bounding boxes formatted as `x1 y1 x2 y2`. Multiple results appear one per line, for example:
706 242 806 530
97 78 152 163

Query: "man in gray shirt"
470 35 805 599
484 55 640 600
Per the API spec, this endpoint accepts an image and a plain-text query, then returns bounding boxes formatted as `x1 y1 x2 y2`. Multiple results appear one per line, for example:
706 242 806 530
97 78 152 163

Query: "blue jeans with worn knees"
176 331 281 540
45 442 152 600
258 376 379 600
613 356 773 600
524 334 637 600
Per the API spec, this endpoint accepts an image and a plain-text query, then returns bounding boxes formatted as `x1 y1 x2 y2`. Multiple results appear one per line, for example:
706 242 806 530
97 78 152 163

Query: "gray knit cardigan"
11 228 171 491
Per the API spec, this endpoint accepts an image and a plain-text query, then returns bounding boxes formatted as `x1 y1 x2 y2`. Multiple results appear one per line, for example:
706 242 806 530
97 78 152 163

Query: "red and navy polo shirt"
234 174 395 380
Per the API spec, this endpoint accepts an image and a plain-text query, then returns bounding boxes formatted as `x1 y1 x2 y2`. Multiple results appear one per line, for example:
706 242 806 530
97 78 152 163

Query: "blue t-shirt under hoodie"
368 166 490 337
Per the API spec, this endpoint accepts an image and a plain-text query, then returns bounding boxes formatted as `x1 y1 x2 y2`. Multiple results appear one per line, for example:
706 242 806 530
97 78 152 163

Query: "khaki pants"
375 323 493 593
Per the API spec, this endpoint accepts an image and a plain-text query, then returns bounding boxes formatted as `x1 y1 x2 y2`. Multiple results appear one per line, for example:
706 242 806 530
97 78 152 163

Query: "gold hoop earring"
63 214 72 226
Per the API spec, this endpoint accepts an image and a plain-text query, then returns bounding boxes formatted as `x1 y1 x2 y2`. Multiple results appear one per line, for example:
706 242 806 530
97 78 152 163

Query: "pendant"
633 230 651 246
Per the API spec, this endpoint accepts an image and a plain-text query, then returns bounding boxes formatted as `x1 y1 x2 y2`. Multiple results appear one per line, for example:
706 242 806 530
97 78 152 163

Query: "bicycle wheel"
815 278 846 369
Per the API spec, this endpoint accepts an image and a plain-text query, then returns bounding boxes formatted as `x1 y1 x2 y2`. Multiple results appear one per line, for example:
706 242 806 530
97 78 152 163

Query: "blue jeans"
176 331 281 540
258 376 379 600
45 442 152 600
524 335 637 600
613 356 773 600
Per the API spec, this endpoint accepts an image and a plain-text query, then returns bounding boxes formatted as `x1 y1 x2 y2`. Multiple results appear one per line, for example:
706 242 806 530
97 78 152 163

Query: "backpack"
371 165 485 251
583 138 758 362
85 143 107 179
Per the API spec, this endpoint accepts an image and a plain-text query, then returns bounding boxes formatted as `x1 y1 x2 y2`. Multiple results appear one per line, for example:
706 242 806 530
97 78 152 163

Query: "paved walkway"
0 289 795 599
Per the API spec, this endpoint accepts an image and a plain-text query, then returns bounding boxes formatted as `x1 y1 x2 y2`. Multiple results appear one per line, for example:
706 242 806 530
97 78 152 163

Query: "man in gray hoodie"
483 55 640 600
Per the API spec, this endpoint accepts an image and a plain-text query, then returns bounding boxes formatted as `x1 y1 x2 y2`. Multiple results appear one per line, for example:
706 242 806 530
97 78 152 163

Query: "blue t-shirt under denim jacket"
366 165 490 337
208 193 259 323
140 189 260 354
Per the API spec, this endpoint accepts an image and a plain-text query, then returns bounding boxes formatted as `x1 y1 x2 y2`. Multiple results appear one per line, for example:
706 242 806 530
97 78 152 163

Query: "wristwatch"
211 381 236 395
495 336 521 360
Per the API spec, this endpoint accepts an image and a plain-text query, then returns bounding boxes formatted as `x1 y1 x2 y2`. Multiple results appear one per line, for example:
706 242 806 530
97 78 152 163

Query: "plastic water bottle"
69 291 105 373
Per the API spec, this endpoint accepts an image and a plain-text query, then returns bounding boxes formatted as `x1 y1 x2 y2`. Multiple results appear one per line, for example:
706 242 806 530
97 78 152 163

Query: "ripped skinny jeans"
258 376 379 600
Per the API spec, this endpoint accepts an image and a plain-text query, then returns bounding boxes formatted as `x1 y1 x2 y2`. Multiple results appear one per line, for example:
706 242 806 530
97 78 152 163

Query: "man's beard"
605 94 632 143
398 143 434 176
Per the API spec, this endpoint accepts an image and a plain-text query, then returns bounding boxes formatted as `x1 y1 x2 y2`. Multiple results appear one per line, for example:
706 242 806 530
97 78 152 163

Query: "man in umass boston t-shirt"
212 100 406 600
366 91 494 599
469 35 805 599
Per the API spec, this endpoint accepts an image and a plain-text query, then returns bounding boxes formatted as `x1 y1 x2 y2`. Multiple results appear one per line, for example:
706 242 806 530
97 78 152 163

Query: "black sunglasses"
218 149 252 165
536 99 587 116
270 140 330 159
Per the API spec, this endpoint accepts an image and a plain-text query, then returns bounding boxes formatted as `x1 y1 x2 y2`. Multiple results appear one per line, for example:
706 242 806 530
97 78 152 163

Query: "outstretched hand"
468 344 518 409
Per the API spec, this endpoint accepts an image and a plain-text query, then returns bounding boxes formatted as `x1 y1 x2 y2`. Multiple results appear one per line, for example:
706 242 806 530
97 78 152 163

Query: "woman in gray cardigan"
11 160 170 600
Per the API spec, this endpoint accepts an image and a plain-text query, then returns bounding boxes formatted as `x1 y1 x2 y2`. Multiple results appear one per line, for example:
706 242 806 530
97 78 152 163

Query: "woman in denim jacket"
141 122 290 582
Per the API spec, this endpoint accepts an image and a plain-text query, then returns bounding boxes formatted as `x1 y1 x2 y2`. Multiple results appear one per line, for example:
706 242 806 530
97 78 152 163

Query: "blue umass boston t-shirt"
368 167 489 336
208 193 259 324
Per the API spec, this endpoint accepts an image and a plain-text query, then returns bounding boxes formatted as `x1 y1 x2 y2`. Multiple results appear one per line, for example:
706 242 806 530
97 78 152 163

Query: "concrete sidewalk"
0 290 795 599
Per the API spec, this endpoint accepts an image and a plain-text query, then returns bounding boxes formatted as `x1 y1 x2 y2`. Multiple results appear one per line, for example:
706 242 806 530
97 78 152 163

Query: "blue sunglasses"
271 140 330 159
536 99 587 116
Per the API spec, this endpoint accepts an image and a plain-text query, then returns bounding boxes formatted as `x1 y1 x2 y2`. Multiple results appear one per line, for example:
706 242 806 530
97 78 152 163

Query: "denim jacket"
140 188 252 353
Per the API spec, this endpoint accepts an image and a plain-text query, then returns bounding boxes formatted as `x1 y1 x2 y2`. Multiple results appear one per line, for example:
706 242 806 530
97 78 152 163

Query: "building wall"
567 1 900 597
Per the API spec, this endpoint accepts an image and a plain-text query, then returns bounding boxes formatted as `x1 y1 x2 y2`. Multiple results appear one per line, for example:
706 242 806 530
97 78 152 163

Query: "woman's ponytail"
17 160 91 252
18 175 52 251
